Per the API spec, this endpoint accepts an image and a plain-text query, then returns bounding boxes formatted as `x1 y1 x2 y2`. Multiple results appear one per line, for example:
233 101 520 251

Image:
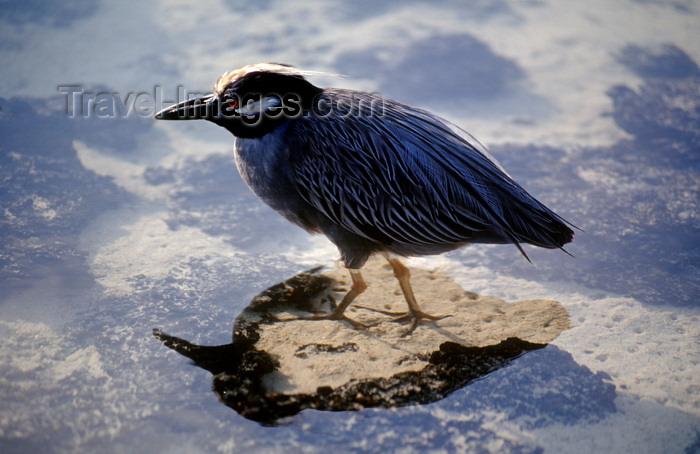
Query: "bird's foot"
398 311 450 337
282 311 370 330
353 305 450 336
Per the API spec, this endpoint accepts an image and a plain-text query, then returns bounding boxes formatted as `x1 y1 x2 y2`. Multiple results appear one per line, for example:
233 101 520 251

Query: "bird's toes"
398 311 451 337
352 305 405 317
353 305 450 323
332 314 369 330
389 311 450 323
416 311 451 322
289 312 370 330
401 318 422 337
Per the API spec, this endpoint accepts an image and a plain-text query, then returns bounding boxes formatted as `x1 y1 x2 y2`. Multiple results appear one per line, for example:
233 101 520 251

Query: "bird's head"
154 63 323 138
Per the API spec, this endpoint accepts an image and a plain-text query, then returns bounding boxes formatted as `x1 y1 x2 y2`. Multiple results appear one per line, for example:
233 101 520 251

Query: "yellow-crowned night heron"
155 63 574 334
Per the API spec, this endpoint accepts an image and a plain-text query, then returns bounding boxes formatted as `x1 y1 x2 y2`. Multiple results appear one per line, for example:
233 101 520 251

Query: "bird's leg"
296 268 369 329
386 257 448 335
329 268 367 319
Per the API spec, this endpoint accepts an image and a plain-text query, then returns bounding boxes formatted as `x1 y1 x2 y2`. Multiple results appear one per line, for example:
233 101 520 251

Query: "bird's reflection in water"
154 267 548 424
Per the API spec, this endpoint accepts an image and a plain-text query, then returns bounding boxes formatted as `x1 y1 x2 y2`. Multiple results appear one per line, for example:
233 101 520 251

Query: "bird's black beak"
153 94 219 121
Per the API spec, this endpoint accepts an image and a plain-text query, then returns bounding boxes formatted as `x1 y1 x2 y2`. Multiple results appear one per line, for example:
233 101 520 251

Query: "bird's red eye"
227 99 238 109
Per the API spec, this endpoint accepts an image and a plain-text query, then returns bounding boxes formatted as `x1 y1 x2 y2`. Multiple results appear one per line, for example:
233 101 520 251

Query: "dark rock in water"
154 260 569 424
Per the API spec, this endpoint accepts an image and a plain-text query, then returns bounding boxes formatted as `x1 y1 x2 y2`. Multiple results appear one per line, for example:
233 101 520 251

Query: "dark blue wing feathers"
287 90 573 258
